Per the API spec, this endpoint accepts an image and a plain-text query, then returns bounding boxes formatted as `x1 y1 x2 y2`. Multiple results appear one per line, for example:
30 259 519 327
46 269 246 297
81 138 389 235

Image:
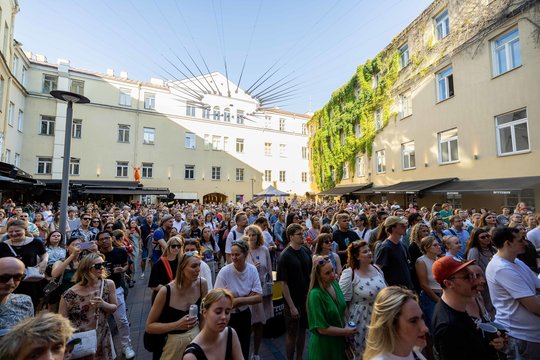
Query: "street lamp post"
50 91 90 240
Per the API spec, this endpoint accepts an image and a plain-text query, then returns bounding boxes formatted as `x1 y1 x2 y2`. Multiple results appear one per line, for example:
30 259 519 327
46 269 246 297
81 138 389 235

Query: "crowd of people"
0 198 539 359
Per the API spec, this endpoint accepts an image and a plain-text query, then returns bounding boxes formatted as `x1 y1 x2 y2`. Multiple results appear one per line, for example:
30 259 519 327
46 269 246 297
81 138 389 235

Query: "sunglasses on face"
322 239 331 244
478 234 491 239
0 273 26 283
82 218 91 221
91 262 107 270
170 244 181 249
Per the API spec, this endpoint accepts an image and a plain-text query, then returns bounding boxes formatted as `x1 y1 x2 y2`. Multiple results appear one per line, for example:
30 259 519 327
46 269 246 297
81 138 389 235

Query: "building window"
204 134 211 150
399 91 412 118
279 144 286 157
212 135 221 150
223 137 229 151
301 172 307 182
37 157 52 174
116 161 129 177
264 143 272 156
39 116 55 135
142 163 153 178
72 119 82 138
236 138 244 153
302 124 307 135
492 28 521 76
144 93 156 110
12 55 19 77
342 164 349 179
331 166 336 181
4 149 10 164
69 158 80 176
302 147 308 160
340 130 345 145
496 108 529 155
185 132 196 149
374 109 383 130
356 156 365 177
42 74 58 93
436 67 454 102
118 124 130 143
399 44 409 68
435 9 450 40
7 101 13 126
279 118 285 131
17 110 23 132
372 73 380 89
236 110 244 124
119 88 132 106
202 106 210 119
186 102 196 117
213 106 220 120
265 116 271 128
279 171 286 182
236 168 244 181
143 127 155 145
264 170 272 182
70 80 85 95
438 128 459 164
402 141 416 170
355 123 362 138
224 108 231 122
0 77 4 110
376 150 386 174
21 67 27 86
2 24 7 55
14 153 20 167
185 165 195 179
211 166 221 180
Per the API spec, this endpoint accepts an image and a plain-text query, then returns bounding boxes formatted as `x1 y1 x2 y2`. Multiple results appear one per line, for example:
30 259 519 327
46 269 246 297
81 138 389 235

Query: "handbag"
5 243 45 282
43 268 65 297
262 272 273 297
70 280 104 359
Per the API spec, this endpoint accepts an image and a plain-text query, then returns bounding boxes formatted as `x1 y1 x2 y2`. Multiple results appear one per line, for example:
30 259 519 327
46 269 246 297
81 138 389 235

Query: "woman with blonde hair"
59 252 118 359
364 286 428 360
183 288 243 360
148 236 184 302
146 250 209 360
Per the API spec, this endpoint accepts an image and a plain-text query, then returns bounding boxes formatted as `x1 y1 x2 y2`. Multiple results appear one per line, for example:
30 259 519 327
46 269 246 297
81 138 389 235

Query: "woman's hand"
90 296 106 309
343 327 356 337
489 333 507 351
175 314 198 331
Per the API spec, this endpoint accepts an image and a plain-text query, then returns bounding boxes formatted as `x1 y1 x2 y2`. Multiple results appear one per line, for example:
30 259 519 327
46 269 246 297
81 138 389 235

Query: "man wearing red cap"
431 256 504 359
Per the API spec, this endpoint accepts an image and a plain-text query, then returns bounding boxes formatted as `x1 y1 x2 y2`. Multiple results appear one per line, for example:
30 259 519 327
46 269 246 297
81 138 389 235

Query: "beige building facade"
310 0 540 210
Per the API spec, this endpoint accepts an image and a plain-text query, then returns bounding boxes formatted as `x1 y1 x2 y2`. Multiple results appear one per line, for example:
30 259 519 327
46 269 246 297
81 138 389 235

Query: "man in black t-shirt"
277 223 312 360
431 256 504 360
97 231 135 359
332 213 360 265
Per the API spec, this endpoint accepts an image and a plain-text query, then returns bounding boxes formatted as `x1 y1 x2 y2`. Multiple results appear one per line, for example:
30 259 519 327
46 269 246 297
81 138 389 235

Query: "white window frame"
116 161 129 177
236 168 244 181
70 79 84 95
21 67 27 86
143 127 155 145
340 130 345 145
144 93 156 110
212 135 221 151
39 115 55 135
279 118 285 131
72 119 82 138
301 172 308 182
399 91 412 118
374 109 383 130
5 149 11 164
141 163 153 178
213 106 220 120
302 124 307 135
184 165 195 180
495 108 529 156
302 147 308 160
436 66 454 102
355 123 362 138
186 102 196 117
279 170 286 182
492 28 521 77
37 157 52 174
356 156 365 177
375 150 386 174
211 166 221 180
118 124 130 143
264 116 271 128
12 55 19 77
119 88 132 106
402 141 416 170
7 101 14 126
185 132 196 149
224 108 231 122
17 110 23 132
69 158 80 176
342 164 349 179
399 44 409 68
372 73 380 89
42 74 58 93
14 153 20 167
435 9 450 40
264 143 272 156
236 138 244 153
438 128 459 164
234 109 242 124
279 144 286 157
202 106 210 119
204 134 211 150
264 170 272 182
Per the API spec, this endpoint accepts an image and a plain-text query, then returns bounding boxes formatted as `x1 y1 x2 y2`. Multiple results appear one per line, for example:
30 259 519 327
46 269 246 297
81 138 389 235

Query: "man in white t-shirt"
526 214 540 253
172 212 184 233
486 227 540 360
225 211 248 264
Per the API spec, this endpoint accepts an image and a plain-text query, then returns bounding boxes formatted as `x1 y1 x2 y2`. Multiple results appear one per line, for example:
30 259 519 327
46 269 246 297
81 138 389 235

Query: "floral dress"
63 281 114 359
338 266 386 360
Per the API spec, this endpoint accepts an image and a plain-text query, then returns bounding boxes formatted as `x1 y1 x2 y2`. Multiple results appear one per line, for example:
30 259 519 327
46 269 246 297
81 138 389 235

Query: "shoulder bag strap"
165 284 171 307
5 242 19 257
225 326 232 359
161 256 173 282
95 279 105 330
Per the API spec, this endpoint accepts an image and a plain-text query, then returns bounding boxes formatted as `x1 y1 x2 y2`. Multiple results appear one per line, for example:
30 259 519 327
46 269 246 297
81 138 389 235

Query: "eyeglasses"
316 256 330 266
322 240 331 244
91 262 107 270
293 233 303 237
478 234 491 239
170 244 181 249
449 272 477 282
0 273 26 283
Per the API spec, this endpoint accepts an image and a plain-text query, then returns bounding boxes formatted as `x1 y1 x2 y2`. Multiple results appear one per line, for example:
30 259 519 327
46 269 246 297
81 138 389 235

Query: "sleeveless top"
183 326 232 360
162 279 203 334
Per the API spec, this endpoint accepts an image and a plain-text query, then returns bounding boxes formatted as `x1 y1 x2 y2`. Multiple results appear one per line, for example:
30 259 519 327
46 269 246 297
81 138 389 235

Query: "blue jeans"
505 336 540 360
419 290 437 331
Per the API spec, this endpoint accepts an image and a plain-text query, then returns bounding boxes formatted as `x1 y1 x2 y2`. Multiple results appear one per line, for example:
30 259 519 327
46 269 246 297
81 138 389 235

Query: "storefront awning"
173 192 198 200
426 176 540 194
317 183 372 196
80 187 169 195
354 178 456 195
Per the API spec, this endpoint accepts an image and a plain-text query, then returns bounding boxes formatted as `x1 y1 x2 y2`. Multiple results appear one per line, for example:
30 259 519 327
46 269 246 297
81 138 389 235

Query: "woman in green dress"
307 255 356 360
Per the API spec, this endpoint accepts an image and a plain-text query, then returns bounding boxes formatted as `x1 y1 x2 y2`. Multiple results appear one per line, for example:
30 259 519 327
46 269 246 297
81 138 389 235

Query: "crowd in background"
0 197 539 359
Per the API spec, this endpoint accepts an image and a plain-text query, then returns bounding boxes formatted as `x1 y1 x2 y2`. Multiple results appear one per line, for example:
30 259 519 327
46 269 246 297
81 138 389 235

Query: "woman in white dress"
339 240 386 359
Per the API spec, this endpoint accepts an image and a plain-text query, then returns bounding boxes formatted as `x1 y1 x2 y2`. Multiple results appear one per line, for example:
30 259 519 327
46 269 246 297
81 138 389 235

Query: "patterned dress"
338 266 386 360
63 281 114 359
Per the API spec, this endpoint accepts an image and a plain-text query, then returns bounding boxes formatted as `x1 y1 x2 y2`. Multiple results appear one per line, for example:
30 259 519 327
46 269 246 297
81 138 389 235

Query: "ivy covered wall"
309 50 400 191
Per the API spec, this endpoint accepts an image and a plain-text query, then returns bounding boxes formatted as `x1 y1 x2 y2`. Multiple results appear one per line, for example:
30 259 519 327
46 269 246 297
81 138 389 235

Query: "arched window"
213 106 220 120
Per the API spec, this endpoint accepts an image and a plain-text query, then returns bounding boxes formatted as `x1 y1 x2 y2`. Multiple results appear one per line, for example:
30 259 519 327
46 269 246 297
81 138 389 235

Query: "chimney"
106 68 114 76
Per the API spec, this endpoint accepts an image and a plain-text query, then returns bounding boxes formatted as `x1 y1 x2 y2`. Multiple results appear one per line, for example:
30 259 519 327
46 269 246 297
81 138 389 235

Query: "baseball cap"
432 256 475 284
383 216 408 227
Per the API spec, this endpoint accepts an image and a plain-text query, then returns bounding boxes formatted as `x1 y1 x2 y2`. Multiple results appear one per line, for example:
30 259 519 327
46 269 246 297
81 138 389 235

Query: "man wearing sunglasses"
0 257 34 331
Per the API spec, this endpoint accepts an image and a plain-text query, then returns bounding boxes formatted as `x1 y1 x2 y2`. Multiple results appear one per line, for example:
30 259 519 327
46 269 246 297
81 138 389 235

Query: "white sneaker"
124 346 135 359
139 272 145 280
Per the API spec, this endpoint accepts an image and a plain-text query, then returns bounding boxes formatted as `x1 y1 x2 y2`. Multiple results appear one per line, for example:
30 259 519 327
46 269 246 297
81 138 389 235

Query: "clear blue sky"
16 0 432 113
